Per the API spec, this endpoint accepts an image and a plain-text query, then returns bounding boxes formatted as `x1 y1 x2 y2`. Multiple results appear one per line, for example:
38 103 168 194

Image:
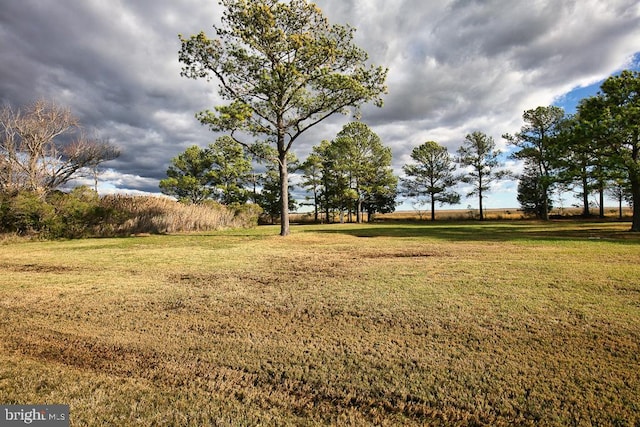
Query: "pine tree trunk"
279 152 290 236
431 197 435 221
541 185 550 221
582 174 590 217
631 176 640 232
631 132 640 231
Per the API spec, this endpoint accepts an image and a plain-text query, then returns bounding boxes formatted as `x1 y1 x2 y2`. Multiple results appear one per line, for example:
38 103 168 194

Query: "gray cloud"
1 0 639 204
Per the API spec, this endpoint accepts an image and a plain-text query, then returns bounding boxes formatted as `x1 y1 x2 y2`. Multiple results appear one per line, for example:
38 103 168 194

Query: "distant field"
0 221 639 425
290 206 633 222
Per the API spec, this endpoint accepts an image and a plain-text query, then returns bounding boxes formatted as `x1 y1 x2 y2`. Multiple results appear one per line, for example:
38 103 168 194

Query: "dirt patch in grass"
359 249 450 259
0 262 79 274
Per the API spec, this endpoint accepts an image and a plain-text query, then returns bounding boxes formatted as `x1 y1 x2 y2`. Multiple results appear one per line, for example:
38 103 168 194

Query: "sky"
1 0 639 210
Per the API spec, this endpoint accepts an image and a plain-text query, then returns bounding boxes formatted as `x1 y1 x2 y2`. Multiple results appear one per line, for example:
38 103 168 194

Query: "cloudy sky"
1 0 639 209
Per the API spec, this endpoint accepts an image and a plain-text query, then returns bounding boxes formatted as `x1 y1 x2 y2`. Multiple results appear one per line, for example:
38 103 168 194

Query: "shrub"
0 190 261 239
47 187 104 238
0 187 104 238
230 202 262 228
0 191 55 236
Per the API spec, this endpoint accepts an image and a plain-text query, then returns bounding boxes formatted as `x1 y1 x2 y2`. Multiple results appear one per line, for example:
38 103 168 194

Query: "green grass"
0 221 639 426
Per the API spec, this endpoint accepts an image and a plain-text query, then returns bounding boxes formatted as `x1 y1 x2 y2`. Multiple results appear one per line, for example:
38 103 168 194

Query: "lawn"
0 221 639 426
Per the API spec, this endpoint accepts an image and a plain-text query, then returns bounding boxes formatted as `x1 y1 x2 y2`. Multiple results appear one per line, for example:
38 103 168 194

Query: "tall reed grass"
98 195 262 236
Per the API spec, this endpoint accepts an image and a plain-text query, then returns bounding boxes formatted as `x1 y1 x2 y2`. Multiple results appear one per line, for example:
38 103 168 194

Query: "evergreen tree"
329 122 396 223
517 159 552 218
456 131 510 220
504 106 565 220
300 152 323 222
159 136 252 204
402 141 460 221
208 136 252 205
159 145 215 204
179 0 387 235
577 71 640 231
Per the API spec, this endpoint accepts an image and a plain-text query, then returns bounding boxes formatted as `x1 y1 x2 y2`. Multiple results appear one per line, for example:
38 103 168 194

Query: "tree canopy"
328 122 396 223
504 106 565 221
577 70 640 231
179 0 387 235
159 136 252 205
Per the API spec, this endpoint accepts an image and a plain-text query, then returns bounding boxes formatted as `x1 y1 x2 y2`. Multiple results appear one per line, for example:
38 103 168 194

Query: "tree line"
161 68 639 230
178 0 638 233
158 121 506 223
505 70 640 232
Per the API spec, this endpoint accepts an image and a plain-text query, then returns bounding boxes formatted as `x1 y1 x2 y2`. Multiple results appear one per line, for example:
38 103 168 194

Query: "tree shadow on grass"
308 220 640 244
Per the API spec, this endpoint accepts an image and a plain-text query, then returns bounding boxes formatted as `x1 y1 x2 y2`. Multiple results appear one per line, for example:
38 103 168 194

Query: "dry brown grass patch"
0 222 639 425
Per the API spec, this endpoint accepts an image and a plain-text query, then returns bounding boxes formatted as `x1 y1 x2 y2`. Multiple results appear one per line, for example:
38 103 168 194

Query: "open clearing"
0 220 639 426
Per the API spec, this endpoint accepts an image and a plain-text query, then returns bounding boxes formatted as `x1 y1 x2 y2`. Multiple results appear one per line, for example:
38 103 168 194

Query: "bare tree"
0 100 119 195
76 137 121 192
11 100 78 193
0 106 19 193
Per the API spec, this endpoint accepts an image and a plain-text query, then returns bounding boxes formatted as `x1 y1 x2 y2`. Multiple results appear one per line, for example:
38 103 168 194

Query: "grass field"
0 220 639 426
